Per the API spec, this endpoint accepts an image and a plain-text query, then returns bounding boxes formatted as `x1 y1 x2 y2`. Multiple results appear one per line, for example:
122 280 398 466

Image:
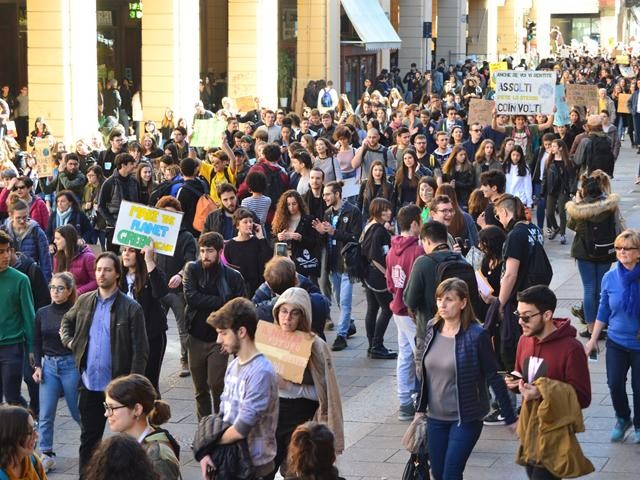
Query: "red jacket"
0 189 50 231
515 318 591 409
53 245 97 294
386 234 424 316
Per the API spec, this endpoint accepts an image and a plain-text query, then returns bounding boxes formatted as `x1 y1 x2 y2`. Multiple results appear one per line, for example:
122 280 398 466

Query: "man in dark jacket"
102 79 121 122
312 181 362 351
176 157 207 237
59 252 148 476
97 153 139 252
97 128 126 177
155 196 197 377
183 232 245 420
57 153 87 199
203 183 259 240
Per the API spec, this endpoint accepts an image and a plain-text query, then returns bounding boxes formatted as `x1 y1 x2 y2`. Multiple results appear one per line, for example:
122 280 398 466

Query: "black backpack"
148 178 184 206
587 134 614 177
518 227 553 291
341 241 368 282
585 213 617 260
429 252 485 320
260 164 286 208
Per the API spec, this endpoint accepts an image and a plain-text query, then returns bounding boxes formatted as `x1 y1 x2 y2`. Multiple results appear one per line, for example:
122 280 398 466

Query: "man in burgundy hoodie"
386 205 424 421
507 285 591 480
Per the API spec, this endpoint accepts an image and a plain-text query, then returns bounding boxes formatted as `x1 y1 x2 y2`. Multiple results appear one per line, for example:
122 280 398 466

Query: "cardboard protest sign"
565 84 598 112
190 118 226 149
489 62 508 89
113 201 183 256
618 94 631 114
255 320 314 384
33 138 54 178
494 71 555 115
236 96 255 113
554 84 570 126
468 99 495 126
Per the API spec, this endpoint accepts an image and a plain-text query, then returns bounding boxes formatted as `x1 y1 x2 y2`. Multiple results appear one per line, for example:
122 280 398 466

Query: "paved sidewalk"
43 142 640 479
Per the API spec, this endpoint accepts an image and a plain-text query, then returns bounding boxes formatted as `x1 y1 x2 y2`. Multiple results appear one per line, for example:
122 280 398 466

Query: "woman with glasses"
266 287 343 480
31 272 81 473
103 374 181 480
52 224 96 294
0 175 49 230
586 229 640 444
0 405 47 479
416 278 516 480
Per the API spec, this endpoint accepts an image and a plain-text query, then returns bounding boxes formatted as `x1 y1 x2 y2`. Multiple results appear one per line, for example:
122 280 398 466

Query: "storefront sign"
494 71 555 115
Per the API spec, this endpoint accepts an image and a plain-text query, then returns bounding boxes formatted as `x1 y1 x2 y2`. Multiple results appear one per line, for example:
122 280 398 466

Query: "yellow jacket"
516 377 594 478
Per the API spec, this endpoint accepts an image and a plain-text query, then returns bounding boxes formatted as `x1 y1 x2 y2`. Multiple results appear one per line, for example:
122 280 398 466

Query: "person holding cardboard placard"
265 287 343 479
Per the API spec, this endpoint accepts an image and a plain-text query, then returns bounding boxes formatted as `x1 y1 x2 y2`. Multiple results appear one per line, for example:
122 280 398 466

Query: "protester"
415 175 437 223
52 224 97 293
586 230 640 443
285 422 346 480
82 434 161 480
0 405 47 479
503 145 533 208
104 374 182 480
357 160 393 220
46 189 92 244
0 175 49 230
83 165 107 250
32 271 81 473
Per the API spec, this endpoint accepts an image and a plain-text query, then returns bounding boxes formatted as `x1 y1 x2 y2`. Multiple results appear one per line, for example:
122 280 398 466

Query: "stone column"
27 0 98 143
436 0 467 65
141 0 200 125
398 0 431 71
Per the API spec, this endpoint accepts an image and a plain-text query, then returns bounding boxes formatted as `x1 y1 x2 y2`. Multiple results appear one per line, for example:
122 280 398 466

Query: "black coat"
288 215 320 277
46 209 93 243
119 267 169 339
156 229 197 293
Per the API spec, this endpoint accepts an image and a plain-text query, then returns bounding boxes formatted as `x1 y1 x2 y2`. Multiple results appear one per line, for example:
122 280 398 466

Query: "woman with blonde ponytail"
104 374 182 480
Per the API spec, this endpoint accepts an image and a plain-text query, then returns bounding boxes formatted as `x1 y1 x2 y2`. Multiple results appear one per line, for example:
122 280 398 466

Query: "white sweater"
505 165 533 207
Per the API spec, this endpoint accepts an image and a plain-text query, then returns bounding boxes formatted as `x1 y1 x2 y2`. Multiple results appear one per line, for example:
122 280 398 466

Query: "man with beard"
195 297 278 479
202 183 259 240
182 232 245 419
60 251 148 476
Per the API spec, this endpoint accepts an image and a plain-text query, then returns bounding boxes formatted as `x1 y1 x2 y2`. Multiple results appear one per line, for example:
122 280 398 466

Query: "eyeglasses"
26 426 38 437
15 185 27 190
437 208 455 215
614 246 638 251
513 311 543 323
49 285 67 293
471 129 481 132
103 402 128 416
13 214 28 222
279 308 302 319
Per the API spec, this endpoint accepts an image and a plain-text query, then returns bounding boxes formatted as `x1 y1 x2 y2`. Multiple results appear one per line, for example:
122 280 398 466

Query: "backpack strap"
330 156 337 181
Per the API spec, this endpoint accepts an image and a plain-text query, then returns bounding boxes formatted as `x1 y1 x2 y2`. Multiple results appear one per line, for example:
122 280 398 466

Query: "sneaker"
332 335 347 351
347 321 357 338
41 452 56 473
548 227 560 240
544 227 553 237
560 234 566 245
179 360 190 378
611 417 632 442
483 410 506 426
634 428 640 444
571 304 586 325
324 320 335 331
369 346 398 360
398 402 415 421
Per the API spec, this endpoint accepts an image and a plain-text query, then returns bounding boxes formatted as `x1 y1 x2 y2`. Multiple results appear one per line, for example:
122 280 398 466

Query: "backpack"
182 183 216 232
428 251 485 320
587 134 614 177
259 163 286 208
149 178 183 206
340 222 370 283
584 213 617 260
518 226 553 291
321 89 332 107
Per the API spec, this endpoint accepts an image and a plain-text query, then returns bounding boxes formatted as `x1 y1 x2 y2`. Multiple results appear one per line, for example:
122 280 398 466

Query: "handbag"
401 442 429 480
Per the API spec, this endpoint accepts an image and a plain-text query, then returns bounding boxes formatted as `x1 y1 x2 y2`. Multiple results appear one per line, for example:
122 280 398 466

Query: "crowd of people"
0 50 640 480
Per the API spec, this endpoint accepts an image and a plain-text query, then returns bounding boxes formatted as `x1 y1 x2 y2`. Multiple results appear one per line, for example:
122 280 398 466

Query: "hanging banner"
494 71 555 115
113 201 184 256
33 138 54 178
554 84 570 126
190 118 226 149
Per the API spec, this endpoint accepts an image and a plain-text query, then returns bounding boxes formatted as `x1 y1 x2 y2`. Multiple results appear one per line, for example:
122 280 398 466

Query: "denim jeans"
161 292 188 363
533 183 545 229
577 260 611 324
616 115 626 140
0 343 24 404
38 355 81 452
605 339 640 429
427 417 483 480
393 314 418 405
329 271 353 338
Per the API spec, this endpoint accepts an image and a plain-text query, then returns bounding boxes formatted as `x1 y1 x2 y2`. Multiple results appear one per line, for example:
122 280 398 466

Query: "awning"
340 0 402 51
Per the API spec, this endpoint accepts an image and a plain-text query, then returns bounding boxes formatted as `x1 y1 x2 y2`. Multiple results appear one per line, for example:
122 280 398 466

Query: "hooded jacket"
386 235 424 316
53 244 97 294
514 318 591 409
1 218 52 280
516 377 594 478
272 288 344 454
566 193 621 262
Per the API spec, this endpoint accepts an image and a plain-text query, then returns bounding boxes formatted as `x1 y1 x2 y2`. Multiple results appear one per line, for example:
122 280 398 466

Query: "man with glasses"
428 195 463 252
60 251 148 476
463 122 483 161
506 285 591 479
97 128 126 177
0 230 36 407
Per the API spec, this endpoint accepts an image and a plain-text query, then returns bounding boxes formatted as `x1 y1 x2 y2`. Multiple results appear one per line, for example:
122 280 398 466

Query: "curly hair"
82 434 160 480
271 190 308 234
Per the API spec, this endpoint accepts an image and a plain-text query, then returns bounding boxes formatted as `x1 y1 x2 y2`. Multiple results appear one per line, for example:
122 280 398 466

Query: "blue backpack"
321 89 332 107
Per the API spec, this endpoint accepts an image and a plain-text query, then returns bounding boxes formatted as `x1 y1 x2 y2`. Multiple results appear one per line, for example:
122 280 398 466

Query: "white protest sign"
113 201 184 256
494 71 555 115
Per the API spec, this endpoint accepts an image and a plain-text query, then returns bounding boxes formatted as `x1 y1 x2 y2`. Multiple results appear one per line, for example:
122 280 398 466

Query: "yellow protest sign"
236 96 256 113
618 94 631 114
489 62 508 89
255 320 314 384
33 137 54 178
616 55 629 65
113 201 184 256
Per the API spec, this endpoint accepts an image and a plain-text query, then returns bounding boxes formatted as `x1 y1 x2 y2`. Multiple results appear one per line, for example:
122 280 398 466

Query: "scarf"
56 207 73 228
616 261 640 319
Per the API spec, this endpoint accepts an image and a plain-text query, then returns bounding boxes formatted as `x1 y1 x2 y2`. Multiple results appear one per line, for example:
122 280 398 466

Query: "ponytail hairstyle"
105 374 171 426
287 422 339 480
